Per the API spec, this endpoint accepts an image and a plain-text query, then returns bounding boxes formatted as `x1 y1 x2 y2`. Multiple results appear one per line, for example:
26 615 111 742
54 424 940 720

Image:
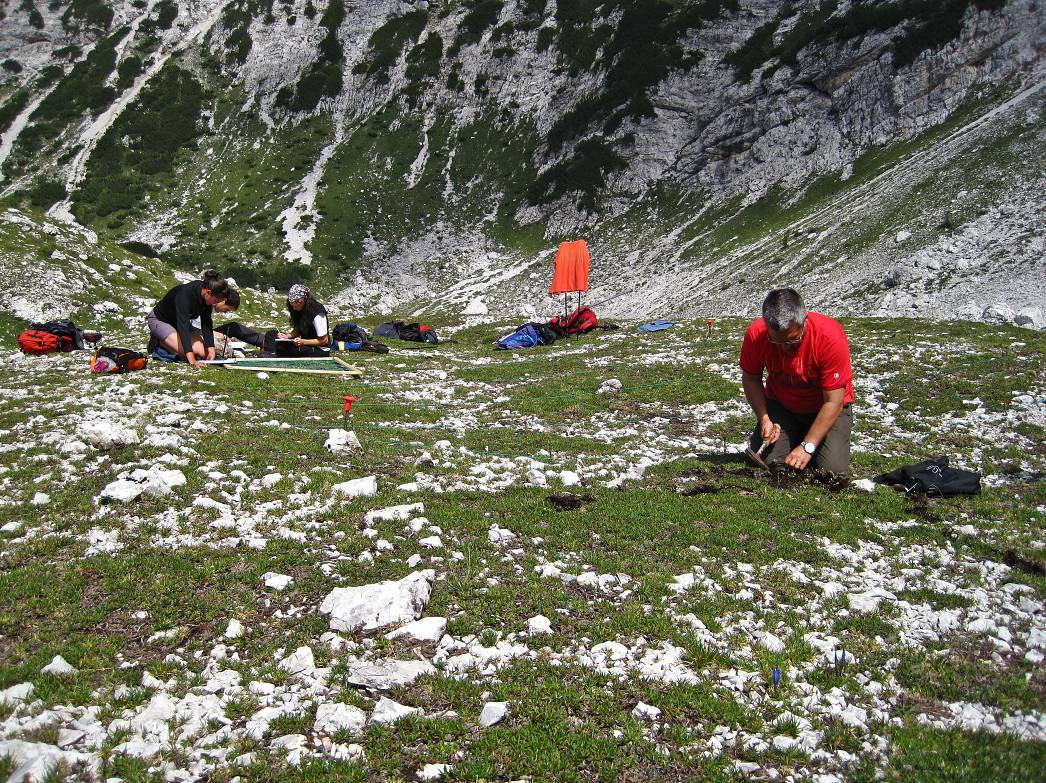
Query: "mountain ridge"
0 0 1042 324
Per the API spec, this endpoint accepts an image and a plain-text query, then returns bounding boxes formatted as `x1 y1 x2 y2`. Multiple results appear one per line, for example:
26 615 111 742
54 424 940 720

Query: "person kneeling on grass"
278 283 330 357
147 270 229 366
739 287 855 475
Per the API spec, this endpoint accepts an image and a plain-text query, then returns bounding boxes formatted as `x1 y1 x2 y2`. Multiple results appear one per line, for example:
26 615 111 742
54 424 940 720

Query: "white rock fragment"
257 372 269 380
262 572 293 591
386 617 447 643
371 696 420 725
41 655 77 677
224 619 244 639
895 230 912 243
314 702 368 735
488 524 516 544
79 419 140 450
30 492 50 506
597 378 622 395
757 632 786 653
462 297 488 316
852 478 877 493
332 476 377 498
632 702 662 720
260 473 283 488
418 535 443 549
418 763 452 781
527 615 553 635
560 470 581 487
365 503 424 524
0 740 91 783
479 701 509 727
325 429 362 453
0 682 34 706
346 659 437 690
279 646 315 676
320 570 435 632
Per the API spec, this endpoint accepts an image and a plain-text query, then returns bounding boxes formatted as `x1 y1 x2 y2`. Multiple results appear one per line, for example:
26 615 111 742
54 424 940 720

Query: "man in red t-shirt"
739 288 855 475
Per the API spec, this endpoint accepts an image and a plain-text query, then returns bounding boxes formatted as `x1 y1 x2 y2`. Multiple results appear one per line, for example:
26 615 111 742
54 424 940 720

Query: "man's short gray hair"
762 288 807 332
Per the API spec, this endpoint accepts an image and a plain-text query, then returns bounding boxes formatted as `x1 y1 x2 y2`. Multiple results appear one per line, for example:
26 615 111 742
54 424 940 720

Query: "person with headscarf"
148 270 230 365
278 283 330 353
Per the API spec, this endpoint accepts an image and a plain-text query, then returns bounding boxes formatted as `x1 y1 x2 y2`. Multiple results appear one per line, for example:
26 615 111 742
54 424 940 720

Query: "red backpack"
18 329 68 354
549 306 598 335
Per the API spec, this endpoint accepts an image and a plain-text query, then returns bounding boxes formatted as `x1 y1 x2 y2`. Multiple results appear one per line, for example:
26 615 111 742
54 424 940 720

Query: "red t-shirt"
739 312 855 414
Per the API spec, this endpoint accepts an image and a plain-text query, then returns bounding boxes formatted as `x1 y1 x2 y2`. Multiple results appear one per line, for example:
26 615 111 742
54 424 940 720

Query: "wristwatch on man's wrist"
801 441 817 455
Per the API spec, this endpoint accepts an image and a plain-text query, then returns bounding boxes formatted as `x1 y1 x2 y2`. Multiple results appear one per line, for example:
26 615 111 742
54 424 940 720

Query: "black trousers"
214 321 264 347
750 399 854 475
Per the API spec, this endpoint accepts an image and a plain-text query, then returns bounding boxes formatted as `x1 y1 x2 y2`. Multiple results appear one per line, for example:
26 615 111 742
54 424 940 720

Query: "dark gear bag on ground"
549 306 597 336
332 322 369 344
19 318 87 353
33 319 87 350
375 321 439 344
874 456 981 497
497 322 559 350
91 346 148 373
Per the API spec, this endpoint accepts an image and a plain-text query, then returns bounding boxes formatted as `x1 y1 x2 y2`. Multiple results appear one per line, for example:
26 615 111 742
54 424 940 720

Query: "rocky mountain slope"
0 0 1042 324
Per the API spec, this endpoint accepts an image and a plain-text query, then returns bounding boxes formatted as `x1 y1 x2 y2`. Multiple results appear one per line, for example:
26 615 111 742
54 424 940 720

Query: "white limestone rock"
0 682 34 706
479 701 509 727
632 701 662 720
41 655 77 676
262 572 293 591
345 659 437 690
79 419 140 450
332 476 377 498
325 429 362 453
279 646 316 676
320 570 435 632
371 696 420 725
418 763 452 780
386 616 447 642
314 702 368 735
224 619 244 639
527 615 553 635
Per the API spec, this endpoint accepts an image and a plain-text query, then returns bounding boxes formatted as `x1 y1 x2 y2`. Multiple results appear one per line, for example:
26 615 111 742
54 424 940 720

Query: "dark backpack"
332 322 369 346
31 319 86 350
91 346 148 374
874 457 981 497
375 321 439 344
549 306 597 335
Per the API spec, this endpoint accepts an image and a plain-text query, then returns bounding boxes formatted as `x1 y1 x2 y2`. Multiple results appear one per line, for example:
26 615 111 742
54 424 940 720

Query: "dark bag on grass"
91 346 148 373
874 456 981 497
32 319 86 350
375 321 439 344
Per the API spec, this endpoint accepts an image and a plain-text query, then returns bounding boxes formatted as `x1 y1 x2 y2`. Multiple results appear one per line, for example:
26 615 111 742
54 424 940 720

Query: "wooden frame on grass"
223 356 363 376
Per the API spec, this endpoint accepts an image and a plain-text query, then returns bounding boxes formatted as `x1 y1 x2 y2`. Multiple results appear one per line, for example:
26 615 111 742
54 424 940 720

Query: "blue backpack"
497 322 560 350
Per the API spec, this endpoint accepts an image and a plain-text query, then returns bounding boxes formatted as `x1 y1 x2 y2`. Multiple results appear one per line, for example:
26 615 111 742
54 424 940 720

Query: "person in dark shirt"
147 271 230 365
278 283 330 354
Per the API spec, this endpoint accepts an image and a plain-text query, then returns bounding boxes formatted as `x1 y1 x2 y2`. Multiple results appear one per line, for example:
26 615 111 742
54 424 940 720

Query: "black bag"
375 321 439 344
29 318 86 351
874 457 981 497
332 322 369 345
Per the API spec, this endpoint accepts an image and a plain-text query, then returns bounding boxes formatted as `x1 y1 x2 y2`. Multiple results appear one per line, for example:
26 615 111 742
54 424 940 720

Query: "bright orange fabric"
549 240 590 294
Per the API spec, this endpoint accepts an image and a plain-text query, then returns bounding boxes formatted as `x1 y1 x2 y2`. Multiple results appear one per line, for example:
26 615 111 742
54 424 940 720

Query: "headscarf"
287 283 310 306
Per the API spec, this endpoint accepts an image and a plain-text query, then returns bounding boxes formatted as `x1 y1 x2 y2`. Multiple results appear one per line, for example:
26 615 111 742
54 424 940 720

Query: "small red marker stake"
343 395 358 414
